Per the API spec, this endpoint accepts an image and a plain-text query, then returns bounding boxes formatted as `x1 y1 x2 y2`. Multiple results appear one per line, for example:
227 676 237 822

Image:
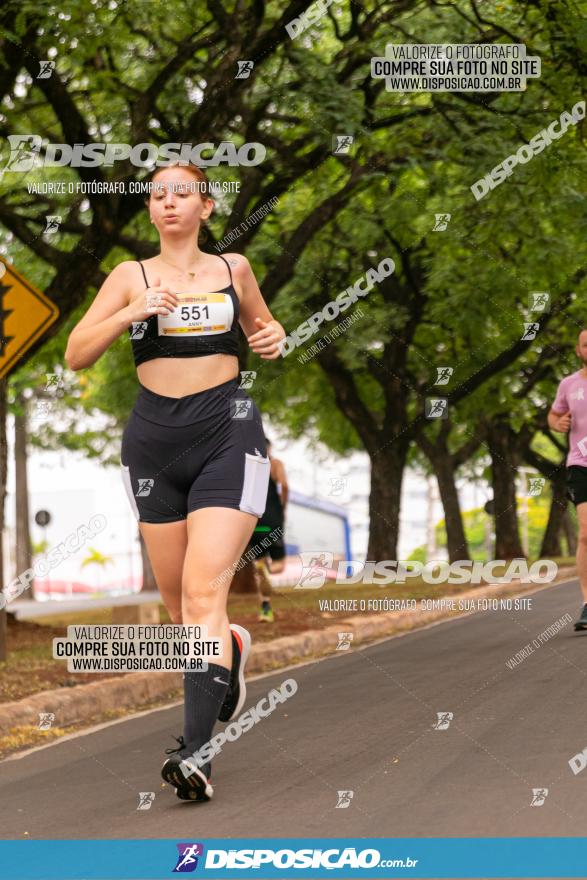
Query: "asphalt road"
2 578 587 841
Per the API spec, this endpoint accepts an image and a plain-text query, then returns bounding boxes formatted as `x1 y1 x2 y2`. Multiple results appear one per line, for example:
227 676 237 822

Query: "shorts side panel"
239 453 271 516
235 394 270 516
120 463 140 521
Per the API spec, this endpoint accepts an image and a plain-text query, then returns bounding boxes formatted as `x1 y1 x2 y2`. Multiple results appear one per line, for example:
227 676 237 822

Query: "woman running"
65 161 285 803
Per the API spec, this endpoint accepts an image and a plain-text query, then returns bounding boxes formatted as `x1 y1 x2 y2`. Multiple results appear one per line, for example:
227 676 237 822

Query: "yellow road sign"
0 258 59 379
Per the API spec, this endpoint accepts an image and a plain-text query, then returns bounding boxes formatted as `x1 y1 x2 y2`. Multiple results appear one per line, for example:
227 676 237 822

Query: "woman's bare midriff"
137 353 240 397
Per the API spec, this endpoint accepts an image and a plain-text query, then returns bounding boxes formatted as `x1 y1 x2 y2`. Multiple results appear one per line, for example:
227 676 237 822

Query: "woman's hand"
124 277 178 324
247 318 285 360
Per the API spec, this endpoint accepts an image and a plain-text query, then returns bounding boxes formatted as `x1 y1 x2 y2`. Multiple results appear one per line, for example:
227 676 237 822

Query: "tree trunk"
429 453 470 562
139 530 158 591
562 509 577 556
486 419 524 559
14 391 32 597
539 470 567 557
0 379 7 661
368 442 409 560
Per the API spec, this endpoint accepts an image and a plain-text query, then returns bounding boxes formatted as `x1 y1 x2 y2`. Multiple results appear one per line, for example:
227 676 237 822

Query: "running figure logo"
335 790 354 809
131 321 148 340
37 60 55 79
239 370 256 389
329 477 346 496
332 135 353 154
434 367 453 385
296 552 334 589
231 398 253 419
529 292 550 313
38 712 55 730
425 398 448 419
44 215 61 234
173 843 204 872
530 788 548 807
3 134 43 173
336 632 353 651
45 373 64 392
433 712 453 730
432 213 451 231
44 373 65 392
236 60 254 79
527 477 545 497
521 322 539 341
136 792 155 811
31 400 53 421
136 478 155 497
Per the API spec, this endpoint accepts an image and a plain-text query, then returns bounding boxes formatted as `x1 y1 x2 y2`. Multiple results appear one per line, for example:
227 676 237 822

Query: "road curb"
0 569 576 738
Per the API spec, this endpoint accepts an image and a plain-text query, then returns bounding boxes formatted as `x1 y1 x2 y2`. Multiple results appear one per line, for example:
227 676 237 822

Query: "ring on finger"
146 293 162 309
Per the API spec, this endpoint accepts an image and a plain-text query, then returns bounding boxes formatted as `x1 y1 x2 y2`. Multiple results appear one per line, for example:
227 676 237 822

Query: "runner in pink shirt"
548 329 587 630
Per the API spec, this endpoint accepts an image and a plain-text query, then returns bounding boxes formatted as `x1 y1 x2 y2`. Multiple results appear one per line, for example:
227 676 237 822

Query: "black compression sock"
183 662 230 754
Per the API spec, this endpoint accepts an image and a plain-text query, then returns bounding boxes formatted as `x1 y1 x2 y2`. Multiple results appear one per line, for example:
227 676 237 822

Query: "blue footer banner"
0 838 585 878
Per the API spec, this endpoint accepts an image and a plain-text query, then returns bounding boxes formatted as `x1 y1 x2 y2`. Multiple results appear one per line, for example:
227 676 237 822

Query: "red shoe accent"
232 628 243 654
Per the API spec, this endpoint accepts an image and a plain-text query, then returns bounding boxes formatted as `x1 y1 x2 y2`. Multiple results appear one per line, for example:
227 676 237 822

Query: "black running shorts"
120 377 270 523
567 465 587 506
247 521 286 563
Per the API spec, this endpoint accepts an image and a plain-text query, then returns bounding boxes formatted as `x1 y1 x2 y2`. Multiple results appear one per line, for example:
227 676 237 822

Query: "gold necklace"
159 255 204 279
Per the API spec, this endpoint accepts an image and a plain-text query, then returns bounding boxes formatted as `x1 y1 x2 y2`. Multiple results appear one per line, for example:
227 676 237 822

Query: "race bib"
157 292 234 337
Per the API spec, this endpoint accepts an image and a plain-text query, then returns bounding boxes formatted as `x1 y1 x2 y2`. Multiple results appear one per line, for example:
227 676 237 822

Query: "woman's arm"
64 261 175 371
230 255 285 360
547 409 571 433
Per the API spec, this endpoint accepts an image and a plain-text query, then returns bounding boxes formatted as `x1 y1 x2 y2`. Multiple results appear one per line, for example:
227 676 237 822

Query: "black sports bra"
128 255 241 367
